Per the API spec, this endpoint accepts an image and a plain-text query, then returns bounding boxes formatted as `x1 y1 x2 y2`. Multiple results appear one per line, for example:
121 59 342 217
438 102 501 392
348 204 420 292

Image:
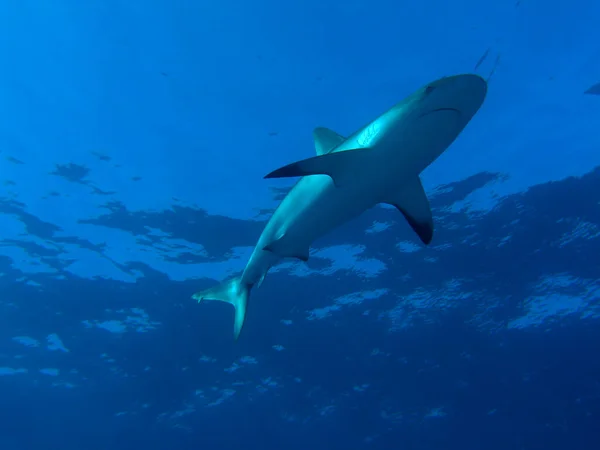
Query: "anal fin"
256 272 267 288
263 235 310 262
382 176 434 245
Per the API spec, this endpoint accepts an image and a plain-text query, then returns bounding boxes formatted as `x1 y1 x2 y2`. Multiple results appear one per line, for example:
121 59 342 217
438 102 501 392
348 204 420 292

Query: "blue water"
1 0 600 449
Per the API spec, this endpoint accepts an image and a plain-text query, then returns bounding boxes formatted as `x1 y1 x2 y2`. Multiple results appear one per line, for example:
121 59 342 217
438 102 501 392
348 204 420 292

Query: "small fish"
584 82 600 96
474 48 490 72
6 156 24 164
487 54 501 83
91 151 111 162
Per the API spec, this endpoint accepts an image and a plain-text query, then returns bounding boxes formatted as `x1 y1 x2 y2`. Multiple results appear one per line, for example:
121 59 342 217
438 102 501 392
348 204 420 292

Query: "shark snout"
422 74 487 120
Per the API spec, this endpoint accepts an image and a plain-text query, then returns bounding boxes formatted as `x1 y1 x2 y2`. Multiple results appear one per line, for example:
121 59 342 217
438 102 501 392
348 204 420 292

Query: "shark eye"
424 85 436 95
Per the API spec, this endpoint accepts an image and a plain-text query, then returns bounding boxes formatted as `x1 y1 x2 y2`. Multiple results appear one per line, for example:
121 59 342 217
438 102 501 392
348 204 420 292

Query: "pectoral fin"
263 148 372 187
383 177 434 245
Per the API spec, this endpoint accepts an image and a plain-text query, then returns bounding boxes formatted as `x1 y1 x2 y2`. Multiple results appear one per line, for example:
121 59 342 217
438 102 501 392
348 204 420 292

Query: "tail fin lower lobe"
192 277 250 339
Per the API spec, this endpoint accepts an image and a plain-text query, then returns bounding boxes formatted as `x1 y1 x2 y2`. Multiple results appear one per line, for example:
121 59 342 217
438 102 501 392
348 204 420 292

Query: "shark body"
193 74 487 339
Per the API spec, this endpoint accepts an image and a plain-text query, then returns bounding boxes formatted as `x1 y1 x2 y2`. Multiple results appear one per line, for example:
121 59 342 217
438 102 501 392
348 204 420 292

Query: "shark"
192 73 487 339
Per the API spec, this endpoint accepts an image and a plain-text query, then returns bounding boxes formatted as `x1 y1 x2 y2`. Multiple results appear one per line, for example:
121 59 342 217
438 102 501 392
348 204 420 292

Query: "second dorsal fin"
313 127 346 155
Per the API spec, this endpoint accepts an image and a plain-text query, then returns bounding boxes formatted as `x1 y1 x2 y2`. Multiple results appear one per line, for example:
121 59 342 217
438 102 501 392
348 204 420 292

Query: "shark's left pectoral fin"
263 149 372 187
383 177 434 245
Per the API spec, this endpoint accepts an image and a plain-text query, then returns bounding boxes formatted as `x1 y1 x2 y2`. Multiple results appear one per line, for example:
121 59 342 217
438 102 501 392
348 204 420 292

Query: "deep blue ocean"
1 0 600 449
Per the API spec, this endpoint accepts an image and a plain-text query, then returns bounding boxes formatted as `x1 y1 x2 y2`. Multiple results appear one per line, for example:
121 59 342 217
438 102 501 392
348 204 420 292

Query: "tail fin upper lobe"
192 277 250 339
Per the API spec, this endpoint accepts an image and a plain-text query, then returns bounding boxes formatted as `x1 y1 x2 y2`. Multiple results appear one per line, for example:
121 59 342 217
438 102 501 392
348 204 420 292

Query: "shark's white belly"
241 173 384 285
242 101 474 287
275 175 376 243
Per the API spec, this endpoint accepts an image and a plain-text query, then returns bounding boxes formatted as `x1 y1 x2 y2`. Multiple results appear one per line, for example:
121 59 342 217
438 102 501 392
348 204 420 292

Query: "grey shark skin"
193 74 487 339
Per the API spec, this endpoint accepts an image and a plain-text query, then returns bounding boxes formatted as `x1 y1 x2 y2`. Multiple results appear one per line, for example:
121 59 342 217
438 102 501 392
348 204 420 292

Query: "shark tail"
192 277 250 340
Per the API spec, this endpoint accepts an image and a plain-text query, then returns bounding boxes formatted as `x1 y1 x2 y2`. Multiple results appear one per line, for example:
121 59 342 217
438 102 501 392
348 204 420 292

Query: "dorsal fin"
313 127 345 155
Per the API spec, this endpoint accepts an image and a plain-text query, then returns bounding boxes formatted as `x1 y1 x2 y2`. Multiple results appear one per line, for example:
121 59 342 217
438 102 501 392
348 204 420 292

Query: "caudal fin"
192 277 250 339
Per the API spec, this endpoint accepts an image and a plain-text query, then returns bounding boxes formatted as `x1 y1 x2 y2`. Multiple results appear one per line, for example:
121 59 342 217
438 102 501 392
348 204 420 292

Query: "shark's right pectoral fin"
263 148 372 187
383 176 434 245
